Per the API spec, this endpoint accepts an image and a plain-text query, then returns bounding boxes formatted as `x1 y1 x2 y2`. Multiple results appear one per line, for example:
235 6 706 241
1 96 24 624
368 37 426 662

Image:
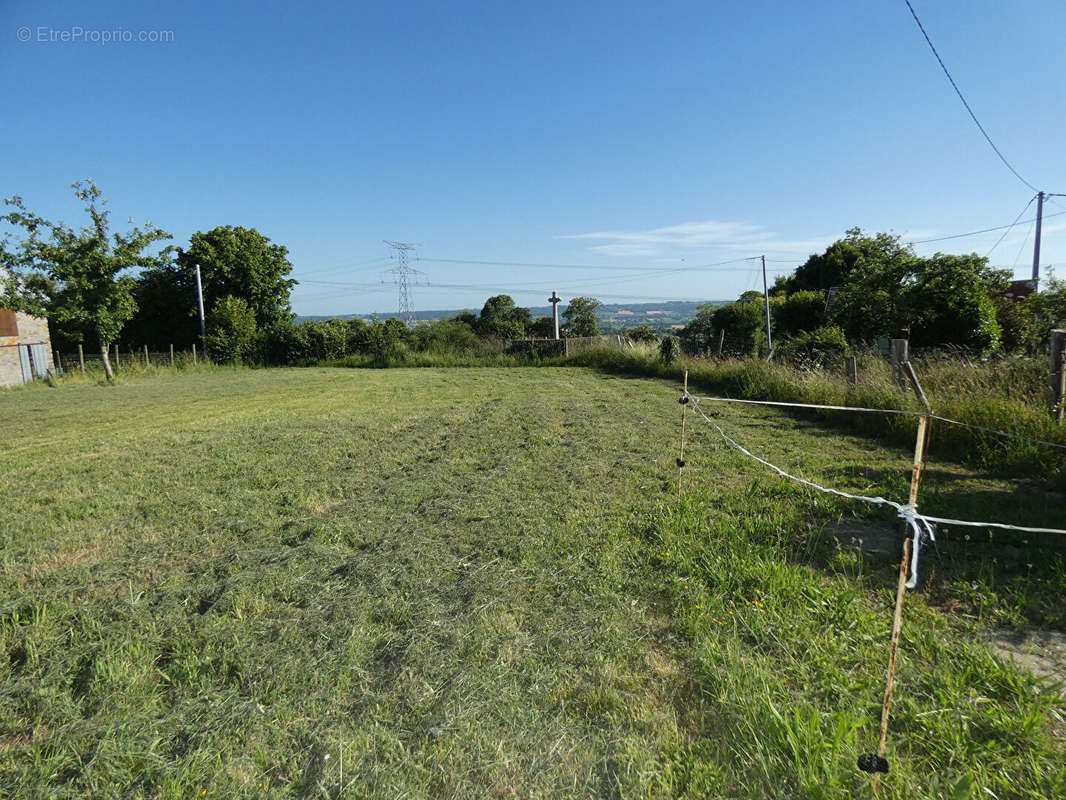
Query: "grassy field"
1 367 1063 799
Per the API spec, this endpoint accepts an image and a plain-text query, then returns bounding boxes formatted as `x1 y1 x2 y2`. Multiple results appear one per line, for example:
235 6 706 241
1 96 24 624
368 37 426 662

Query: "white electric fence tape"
685 395 1066 589
689 395 926 417
692 394 1066 453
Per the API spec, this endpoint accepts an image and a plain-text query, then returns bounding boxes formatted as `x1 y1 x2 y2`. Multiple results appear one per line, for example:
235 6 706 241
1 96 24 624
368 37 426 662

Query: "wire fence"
53 346 204 374
504 334 633 358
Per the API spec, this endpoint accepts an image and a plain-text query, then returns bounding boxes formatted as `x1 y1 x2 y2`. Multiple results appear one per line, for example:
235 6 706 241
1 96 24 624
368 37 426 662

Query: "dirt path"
989 629 1066 698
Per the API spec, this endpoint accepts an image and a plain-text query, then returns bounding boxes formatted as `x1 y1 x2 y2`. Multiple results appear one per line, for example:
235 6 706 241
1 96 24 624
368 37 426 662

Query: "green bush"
774 325 849 370
205 296 258 363
659 335 680 364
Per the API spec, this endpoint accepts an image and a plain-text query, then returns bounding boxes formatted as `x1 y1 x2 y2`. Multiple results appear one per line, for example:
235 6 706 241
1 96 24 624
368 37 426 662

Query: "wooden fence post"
114 343 120 370
846 355 858 386
192 343 197 365
54 350 62 373
170 344 174 367
890 339 908 389
143 344 149 367
78 343 85 373
716 328 725 357
1050 329 1065 421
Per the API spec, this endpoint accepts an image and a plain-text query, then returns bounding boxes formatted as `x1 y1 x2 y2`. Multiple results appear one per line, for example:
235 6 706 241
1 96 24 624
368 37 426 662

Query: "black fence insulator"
857 754 889 774
675 458 686 468
678 395 690 405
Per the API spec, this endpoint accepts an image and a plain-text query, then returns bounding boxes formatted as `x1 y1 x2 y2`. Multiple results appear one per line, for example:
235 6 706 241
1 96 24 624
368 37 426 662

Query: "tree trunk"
99 340 115 381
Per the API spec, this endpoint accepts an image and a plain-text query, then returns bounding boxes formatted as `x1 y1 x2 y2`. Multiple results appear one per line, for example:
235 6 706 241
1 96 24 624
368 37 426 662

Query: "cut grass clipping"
1 367 1063 798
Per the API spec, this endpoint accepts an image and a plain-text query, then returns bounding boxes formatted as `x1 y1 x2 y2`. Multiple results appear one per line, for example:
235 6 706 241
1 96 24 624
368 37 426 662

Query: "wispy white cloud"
586 243 661 257
559 218 834 259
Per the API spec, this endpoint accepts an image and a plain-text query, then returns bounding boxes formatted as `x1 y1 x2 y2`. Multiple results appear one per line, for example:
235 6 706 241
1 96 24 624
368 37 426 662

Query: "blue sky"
3 0 1065 317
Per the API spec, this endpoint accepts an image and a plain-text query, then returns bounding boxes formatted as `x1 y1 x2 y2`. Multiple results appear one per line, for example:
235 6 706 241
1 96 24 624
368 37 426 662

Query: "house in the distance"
0 308 54 386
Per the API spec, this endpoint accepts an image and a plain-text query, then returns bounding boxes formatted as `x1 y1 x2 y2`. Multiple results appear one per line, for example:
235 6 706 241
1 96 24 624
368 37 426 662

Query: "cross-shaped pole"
548 291 562 340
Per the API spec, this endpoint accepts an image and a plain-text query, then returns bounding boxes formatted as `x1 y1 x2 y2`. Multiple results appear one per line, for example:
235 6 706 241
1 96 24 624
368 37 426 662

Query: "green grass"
561 346 1066 482
1 367 1063 798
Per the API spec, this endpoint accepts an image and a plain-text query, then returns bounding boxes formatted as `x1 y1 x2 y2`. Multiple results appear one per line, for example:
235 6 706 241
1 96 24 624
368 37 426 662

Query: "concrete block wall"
0 311 55 387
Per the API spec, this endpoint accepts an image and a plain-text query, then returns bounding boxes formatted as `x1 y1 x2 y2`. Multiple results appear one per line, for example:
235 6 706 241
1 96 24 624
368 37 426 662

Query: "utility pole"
1032 192 1066 286
384 241 420 326
761 255 772 359
548 291 562 339
194 263 207 352
1032 191 1045 284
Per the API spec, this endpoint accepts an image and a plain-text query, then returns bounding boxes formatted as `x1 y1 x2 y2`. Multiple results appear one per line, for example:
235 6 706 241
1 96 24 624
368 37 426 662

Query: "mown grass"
1 367 1063 798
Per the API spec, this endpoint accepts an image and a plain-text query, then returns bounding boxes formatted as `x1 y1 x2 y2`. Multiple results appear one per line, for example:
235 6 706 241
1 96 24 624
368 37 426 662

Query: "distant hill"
296 300 726 333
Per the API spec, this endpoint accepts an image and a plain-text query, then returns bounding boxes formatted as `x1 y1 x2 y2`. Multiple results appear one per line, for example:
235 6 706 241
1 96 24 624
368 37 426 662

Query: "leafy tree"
302 318 350 361
365 318 411 363
176 226 296 328
658 335 680 364
775 325 849 370
257 318 307 364
1 236 54 317
414 318 485 354
124 260 198 349
677 303 719 355
2 181 171 380
626 324 657 342
477 294 531 339
774 229 1010 352
562 296 601 337
826 245 1007 350
711 297 766 354
772 290 824 337
453 310 478 330
529 315 555 338
782 228 911 294
998 277 1066 353
205 296 258 363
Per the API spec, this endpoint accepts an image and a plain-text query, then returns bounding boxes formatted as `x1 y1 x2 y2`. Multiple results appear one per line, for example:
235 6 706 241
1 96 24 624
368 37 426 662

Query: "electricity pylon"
384 240 422 326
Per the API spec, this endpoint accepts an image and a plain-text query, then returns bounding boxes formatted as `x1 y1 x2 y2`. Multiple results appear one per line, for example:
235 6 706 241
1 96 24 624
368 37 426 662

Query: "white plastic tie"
898 504 936 589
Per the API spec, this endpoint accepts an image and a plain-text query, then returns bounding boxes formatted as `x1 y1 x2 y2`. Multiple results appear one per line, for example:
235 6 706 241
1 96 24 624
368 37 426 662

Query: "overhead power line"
416 255 760 273
907 207 1066 245
984 195 1037 258
903 0 1038 192
296 256 391 277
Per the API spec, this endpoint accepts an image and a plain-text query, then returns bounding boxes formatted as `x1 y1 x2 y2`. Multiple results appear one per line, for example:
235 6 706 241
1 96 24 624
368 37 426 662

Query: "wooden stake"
901 361 930 411
873 535 912 794
78 343 84 372
143 344 149 367
677 370 689 500
908 414 929 506
54 350 62 373
169 343 174 367
871 413 929 792
716 328 726 357
847 355 858 386
192 343 197 365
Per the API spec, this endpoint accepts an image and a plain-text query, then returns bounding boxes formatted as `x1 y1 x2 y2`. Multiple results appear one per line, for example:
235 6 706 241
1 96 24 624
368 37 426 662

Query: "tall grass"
646 491 1065 799
563 346 1066 481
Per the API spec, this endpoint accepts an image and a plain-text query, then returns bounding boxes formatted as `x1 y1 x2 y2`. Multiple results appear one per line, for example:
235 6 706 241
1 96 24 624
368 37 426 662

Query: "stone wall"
0 310 55 387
